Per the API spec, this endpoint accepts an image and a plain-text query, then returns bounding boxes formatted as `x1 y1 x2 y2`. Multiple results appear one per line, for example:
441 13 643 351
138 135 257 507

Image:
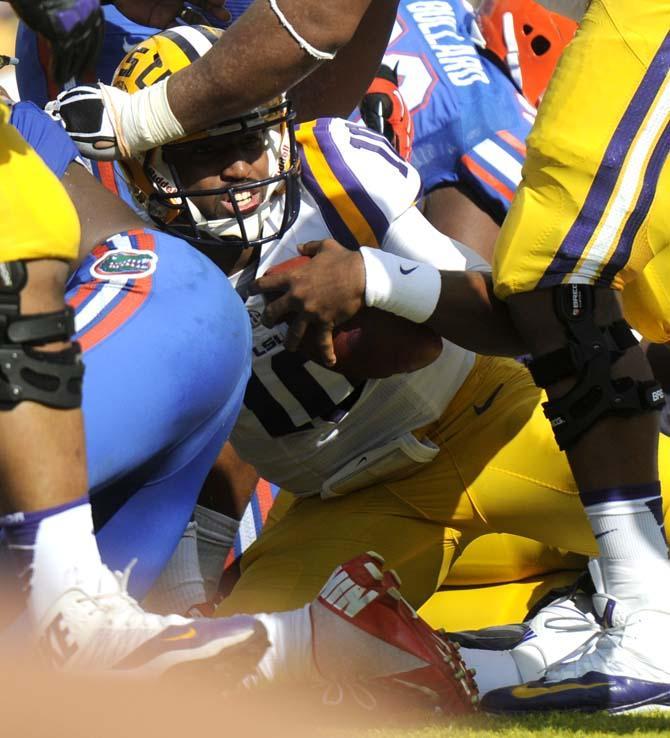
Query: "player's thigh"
216 486 461 615
408 355 594 553
95 426 228 600
419 570 584 631
422 533 587 630
467 387 670 552
0 113 79 262
622 211 670 344
447 533 587 587
494 0 670 298
68 232 251 488
382 355 564 533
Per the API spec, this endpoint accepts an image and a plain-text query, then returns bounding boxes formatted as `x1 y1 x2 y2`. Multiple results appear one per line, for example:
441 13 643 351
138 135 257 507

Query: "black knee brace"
0 261 83 410
527 284 664 450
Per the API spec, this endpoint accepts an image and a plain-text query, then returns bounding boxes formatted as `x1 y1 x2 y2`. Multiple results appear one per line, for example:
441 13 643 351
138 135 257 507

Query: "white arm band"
360 247 442 324
101 79 185 156
380 205 491 273
267 0 337 61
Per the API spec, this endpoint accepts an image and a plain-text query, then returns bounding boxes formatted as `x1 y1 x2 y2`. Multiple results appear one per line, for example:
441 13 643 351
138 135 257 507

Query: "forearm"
370 209 526 355
427 271 528 357
168 0 373 132
291 0 399 122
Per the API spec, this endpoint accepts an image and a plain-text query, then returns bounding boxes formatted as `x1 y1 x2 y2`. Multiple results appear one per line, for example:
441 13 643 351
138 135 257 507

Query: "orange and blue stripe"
68 230 156 353
460 128 527 209
224 479 280 570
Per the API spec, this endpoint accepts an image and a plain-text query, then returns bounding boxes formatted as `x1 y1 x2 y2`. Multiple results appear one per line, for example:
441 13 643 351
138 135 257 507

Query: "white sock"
585 499 668 560
459 648 523 696
2 501 106 626
194 505 240 600
581 484 670 605
245 606 317 687
146 521 206 614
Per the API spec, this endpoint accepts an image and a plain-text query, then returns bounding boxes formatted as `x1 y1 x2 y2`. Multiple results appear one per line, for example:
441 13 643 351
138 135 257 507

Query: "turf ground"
364 711 670 738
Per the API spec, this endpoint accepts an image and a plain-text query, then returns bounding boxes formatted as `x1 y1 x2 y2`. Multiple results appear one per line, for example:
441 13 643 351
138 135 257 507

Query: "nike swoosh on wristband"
595 528 619 539
399 265 418 275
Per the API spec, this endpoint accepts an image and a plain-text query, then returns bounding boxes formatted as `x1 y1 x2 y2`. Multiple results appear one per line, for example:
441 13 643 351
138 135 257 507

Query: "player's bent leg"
68 229 252 600
0 258 93 630
622 244 670 345
216 482 462 616
246 552 479 714
489 0 670 707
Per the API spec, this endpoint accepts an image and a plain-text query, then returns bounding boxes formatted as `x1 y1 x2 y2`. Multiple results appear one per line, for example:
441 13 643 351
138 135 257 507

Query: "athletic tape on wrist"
360 247 441 324
111 79 185 156
267 0 337 61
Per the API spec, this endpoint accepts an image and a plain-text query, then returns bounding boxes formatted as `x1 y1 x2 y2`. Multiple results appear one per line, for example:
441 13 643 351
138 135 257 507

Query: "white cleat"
38 565 268 680
511 591 600 681
482 563 670 714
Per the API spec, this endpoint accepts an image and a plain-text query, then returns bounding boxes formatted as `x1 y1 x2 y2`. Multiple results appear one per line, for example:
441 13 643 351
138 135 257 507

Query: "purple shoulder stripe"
313 119 390 245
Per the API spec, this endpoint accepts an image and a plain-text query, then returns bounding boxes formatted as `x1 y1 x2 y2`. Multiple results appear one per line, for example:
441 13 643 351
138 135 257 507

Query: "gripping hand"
12 0 104 85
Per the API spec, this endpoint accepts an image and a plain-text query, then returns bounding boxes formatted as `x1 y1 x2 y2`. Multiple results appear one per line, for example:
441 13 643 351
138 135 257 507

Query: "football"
265 255 443 380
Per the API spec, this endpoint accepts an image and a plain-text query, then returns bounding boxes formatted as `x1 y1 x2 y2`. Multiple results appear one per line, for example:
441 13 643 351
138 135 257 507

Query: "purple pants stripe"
598 118 670 286
538 32 670 289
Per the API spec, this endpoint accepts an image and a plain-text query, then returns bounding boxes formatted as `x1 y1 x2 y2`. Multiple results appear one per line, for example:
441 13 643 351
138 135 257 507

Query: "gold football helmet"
113 25 300 248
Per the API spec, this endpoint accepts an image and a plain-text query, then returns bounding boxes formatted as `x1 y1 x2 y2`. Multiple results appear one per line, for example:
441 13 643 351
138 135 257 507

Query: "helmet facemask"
135 97 301 249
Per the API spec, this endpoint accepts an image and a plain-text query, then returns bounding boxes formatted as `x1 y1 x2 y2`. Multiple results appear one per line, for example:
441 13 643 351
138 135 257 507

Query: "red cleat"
311 552 479 714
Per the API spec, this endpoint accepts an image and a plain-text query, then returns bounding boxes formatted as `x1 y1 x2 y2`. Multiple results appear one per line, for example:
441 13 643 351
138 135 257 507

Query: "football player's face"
165 129 271 220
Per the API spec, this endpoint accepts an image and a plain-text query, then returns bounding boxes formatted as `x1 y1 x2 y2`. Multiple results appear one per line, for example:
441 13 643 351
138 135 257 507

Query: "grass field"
363 711 670 738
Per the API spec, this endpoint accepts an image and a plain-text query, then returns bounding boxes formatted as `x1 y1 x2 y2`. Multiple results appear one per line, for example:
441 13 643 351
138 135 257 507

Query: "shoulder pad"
296 117 422 249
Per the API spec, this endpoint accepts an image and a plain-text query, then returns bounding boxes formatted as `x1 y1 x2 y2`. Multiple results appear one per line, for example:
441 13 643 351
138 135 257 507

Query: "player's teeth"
234 191 252 204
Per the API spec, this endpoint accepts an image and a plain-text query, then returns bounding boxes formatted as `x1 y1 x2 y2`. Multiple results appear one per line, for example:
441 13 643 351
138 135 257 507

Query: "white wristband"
101 79 185 157
360 247 442 324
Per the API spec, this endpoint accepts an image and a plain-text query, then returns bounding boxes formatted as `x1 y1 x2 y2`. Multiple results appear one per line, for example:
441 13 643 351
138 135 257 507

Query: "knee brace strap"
527 285 664 450
0 261 83 410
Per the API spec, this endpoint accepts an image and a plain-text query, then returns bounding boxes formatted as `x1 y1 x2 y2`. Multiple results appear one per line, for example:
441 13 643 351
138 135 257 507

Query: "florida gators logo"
90 250 158 280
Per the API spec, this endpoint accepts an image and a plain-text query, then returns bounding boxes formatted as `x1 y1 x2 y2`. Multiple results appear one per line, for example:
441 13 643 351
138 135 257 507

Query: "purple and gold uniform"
494 0 670 334
0 100 80 262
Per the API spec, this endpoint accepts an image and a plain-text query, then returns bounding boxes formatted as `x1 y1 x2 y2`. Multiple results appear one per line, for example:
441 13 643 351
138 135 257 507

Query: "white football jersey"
229 118 482 496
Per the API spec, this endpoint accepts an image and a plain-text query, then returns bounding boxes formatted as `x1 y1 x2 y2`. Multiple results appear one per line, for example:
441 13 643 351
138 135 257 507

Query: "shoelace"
537 599 603 671
544 602 670 675
73 560 148 625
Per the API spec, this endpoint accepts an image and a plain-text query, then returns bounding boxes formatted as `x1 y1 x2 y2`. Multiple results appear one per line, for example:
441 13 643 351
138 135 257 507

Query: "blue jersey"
9 101 79 178
16 5 162 107
15 3 252 107
382 0 535 222
10 103 252 599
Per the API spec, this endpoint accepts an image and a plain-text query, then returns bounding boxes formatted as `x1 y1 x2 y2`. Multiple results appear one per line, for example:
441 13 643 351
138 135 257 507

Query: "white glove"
46 79 185 160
